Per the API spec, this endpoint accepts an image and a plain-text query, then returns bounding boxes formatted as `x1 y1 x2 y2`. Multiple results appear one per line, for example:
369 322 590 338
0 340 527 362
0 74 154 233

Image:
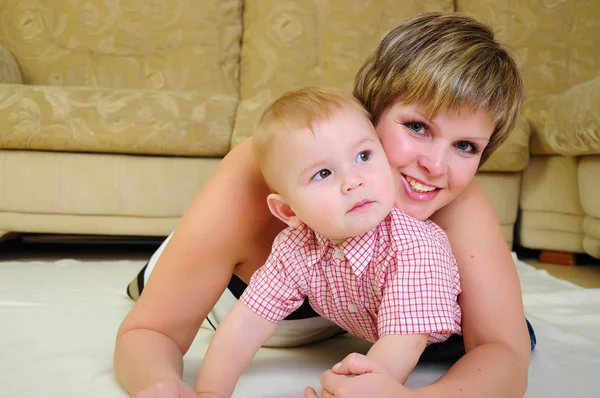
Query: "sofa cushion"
583 217 600 259
457 0 600 159
525 96 560 156
456 0 600 101
519 212 585 254
479 114 530 172
0 0 242 93
0 85 235 156
535 77 600 156
581 155 600 258
518 155 586 253
231 0 453 148
0 42 21 84
580 156 600 219
0 150 220 219
520 156 584 216
475 172 522 247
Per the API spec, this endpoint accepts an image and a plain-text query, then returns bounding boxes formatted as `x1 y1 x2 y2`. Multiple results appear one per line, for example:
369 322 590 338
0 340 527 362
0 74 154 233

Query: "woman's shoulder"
428 178 510 262
429 178 489 231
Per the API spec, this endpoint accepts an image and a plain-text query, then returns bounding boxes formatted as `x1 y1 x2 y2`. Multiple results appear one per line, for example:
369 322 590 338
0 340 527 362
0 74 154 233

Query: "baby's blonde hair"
253 86 370 191
354 12 523 166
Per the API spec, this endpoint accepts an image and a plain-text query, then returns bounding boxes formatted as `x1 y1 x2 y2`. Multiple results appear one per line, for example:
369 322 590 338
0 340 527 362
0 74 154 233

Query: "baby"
194 86 461 397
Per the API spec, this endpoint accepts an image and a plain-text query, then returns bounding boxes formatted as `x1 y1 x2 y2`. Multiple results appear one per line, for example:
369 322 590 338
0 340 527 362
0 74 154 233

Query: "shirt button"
348 304 358 313
333 247 345 260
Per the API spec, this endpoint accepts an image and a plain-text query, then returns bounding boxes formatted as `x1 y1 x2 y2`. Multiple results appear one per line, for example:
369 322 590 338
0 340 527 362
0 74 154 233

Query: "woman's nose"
417 148 448 177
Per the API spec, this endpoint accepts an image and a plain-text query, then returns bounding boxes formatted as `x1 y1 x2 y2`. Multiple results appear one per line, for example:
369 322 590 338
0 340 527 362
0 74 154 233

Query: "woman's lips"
400 174 440 201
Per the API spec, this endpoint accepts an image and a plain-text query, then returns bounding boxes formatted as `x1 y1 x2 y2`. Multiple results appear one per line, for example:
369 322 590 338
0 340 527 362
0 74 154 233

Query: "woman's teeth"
405 176 436 193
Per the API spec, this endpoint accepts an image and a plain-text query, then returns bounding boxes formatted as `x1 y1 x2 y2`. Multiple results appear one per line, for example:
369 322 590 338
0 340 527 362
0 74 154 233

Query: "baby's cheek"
315 200 341 226
320 200 339 219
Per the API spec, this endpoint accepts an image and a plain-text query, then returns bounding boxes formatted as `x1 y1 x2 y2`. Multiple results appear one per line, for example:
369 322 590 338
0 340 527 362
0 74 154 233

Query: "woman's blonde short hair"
253 86 369 191
354 12 523 166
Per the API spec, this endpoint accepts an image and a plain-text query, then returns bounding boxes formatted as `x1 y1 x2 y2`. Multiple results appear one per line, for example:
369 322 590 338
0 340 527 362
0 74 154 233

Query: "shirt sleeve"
377 238 462 344
240 235 306 323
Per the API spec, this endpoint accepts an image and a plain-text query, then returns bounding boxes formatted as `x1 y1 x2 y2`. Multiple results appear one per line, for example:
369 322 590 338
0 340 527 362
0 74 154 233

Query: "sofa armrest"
528 76 600 156
0 84 237 156
0 42 22 84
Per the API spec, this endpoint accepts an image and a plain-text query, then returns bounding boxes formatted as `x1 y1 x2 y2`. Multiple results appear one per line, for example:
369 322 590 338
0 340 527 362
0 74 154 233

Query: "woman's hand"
304 353 417 398
133 379 198 398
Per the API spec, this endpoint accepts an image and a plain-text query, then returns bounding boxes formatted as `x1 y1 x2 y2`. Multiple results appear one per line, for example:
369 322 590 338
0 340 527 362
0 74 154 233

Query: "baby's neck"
327 236 347 245
316 227 372 246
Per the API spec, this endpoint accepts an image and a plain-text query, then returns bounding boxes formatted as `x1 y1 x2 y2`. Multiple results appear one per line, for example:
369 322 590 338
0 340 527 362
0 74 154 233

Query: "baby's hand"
134 379 198 398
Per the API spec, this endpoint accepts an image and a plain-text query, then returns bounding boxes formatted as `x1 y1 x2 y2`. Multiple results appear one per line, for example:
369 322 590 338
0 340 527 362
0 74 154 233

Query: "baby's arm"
373 213 462 385
195 300 277 397
366 333 428 384
195 231 306 397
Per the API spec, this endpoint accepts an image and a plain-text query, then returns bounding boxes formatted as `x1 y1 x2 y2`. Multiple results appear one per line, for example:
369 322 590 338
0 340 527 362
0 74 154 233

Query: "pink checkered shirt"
241 207 462 344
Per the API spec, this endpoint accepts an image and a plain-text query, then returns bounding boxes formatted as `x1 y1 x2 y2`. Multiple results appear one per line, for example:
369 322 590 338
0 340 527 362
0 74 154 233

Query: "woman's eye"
356 150 371 163
456 141 476 153
405 122 426 134
312 169 331 181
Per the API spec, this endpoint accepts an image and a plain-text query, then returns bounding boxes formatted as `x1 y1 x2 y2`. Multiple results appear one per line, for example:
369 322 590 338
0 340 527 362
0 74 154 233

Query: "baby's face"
274 106 396 243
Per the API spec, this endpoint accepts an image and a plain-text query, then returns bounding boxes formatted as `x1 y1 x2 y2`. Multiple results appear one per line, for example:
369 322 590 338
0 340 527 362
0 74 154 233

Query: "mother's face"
375 102 495 220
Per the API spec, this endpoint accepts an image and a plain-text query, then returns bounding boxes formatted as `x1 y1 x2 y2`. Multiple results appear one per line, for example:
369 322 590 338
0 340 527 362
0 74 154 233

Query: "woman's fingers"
331 353 385 376
304 386 320 398
305 354 390 398
304 386 335 398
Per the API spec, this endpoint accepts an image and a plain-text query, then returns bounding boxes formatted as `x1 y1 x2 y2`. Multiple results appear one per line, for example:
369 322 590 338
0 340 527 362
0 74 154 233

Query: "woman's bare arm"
114 138 283 395
422 178 531 397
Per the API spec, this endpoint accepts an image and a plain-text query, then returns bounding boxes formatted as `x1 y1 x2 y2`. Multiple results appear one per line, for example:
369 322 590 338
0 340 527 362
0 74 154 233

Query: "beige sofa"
519 78 600 260
454 0 600 259
1 0 570 250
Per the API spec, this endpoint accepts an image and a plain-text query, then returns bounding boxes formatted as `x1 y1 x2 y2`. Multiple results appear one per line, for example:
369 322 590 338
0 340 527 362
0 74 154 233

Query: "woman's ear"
267 193 302 228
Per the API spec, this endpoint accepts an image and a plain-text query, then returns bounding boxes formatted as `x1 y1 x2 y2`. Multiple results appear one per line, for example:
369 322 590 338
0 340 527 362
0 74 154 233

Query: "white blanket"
1 254 599 397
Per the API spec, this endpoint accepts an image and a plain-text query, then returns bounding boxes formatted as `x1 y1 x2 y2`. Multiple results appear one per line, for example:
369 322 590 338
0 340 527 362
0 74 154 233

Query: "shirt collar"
313 229 376 277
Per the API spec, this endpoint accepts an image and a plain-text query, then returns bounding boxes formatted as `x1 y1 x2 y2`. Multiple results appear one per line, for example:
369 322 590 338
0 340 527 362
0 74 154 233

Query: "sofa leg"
539 250 577 266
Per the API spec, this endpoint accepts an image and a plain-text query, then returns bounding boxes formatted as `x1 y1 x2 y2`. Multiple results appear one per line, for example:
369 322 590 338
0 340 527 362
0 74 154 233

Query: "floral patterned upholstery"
0 0 242 156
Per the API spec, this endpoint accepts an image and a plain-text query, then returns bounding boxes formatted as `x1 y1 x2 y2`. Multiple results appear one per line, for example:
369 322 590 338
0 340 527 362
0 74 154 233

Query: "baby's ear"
266 194 302 228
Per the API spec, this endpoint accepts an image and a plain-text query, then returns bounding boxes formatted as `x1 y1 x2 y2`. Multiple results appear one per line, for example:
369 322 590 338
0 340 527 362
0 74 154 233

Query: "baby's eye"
312 169 332 181
356 150 371 163
405 122 426 134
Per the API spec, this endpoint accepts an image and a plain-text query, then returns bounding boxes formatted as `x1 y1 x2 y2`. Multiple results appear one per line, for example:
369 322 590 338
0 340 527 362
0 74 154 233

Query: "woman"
115 13 533 398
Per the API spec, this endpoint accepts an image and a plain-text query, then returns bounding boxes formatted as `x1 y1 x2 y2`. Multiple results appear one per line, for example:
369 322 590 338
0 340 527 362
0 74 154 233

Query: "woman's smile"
400 174 440 201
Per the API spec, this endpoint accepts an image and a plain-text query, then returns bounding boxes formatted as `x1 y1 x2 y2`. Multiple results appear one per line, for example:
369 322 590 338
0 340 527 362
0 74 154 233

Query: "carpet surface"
0 253 598 397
